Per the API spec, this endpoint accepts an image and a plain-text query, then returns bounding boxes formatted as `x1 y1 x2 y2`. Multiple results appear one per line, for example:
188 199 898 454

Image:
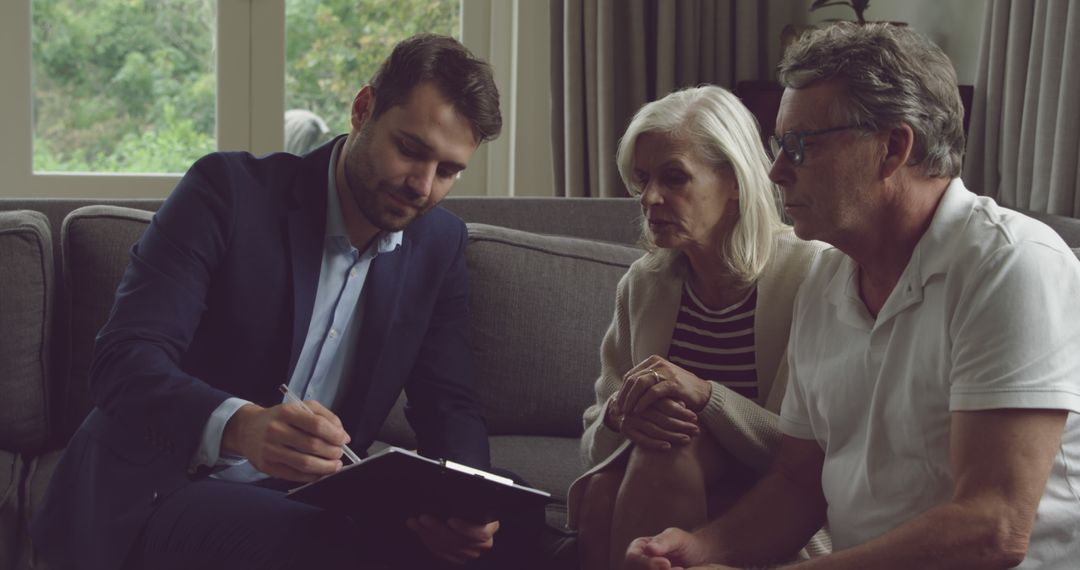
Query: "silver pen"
278 384 362 464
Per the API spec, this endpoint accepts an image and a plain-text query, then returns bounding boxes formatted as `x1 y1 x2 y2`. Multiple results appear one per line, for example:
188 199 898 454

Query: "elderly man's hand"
623 527 715 570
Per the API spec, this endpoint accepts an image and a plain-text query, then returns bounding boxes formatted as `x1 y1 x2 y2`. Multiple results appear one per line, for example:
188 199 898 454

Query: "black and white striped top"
667 282 758 400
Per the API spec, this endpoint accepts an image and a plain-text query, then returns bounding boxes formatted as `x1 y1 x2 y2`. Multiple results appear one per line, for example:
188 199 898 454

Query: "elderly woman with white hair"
566 85 826 570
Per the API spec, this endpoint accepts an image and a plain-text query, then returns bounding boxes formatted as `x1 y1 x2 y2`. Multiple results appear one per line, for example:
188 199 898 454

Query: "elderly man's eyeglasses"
768 125 864 166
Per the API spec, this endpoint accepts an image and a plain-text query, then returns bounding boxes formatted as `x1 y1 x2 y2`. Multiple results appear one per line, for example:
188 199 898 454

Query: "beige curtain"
550 0 765 197
964 0 1080 216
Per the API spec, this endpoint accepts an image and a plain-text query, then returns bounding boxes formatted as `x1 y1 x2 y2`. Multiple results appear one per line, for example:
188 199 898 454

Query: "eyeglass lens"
768 134 802 165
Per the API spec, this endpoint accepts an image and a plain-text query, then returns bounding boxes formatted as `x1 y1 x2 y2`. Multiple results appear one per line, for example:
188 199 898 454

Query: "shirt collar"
823 177 972 327
324 138 403 254
824 255 872 329
908 177 973 287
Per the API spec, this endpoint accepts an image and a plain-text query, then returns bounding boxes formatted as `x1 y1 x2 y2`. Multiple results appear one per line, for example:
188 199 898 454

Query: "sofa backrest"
0 196 644 253
7 197 1080 252
1014 208 1080 246
465 224 641 436
0 197 644 452
59 206 155 439
0 211 53 452
4 195 1079 453
375 224 642 448
441 197 643 246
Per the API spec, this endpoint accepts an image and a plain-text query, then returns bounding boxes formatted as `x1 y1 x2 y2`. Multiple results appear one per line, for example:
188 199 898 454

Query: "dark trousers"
124 477 546 570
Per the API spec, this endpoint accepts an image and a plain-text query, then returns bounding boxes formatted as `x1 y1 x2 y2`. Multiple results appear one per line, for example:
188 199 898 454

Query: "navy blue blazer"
30 139 490 570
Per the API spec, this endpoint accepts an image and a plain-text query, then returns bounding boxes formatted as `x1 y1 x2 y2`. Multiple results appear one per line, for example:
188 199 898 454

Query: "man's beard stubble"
342 130 430 232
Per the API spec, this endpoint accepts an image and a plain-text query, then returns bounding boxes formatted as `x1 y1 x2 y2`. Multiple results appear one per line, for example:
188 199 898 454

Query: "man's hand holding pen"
220 399 351 482
220 387 503 564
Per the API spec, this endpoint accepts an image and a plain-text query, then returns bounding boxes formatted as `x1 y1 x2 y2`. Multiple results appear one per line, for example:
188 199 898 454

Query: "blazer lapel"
338 240 410 437
284 141 335 377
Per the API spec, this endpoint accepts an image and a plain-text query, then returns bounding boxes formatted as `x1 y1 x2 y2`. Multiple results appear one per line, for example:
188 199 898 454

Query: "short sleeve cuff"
950 389 1080 414
779 415 814 439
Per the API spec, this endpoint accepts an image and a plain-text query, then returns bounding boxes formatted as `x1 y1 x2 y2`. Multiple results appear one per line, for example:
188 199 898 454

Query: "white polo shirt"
780 179 1080 568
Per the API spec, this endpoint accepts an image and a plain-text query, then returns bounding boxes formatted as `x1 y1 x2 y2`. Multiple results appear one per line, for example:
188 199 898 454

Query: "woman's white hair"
616 85 783 284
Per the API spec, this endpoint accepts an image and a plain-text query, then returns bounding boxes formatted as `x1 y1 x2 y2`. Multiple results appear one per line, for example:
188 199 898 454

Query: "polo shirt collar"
908 177 972 289
824 177 971 328
825 256 873 330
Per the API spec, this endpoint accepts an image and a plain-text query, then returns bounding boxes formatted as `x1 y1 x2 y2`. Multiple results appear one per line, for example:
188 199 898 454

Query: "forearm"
785 409 1067 570
786 501 1027 570
88 159 235 460
405 334 490 469
409 396 490 468
407 226 489 470
91 335 233 460
697 383 782 474
700 470 826 566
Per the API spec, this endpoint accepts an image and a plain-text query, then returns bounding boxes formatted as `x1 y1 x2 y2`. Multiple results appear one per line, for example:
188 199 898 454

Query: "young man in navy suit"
32 34 515 569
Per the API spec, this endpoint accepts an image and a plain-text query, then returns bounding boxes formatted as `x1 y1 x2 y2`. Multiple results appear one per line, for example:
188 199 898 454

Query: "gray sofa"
0 196 647 569
3 195 1080 570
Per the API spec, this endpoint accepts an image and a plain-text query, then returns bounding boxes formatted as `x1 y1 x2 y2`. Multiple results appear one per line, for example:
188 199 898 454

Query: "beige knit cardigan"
566 229 826 528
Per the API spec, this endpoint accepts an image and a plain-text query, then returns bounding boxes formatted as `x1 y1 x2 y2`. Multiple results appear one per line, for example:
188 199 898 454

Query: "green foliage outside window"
32 0 459 174
287 0 460 137
32 0 217 173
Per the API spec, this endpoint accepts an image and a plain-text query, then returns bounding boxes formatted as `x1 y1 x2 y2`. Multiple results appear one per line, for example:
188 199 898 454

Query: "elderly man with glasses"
626 22 1080 570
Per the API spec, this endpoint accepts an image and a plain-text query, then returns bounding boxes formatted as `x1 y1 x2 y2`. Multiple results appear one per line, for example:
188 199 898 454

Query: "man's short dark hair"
369 33 502 143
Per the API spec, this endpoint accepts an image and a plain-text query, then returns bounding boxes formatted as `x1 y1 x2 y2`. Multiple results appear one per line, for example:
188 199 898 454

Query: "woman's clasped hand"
611 356 712 450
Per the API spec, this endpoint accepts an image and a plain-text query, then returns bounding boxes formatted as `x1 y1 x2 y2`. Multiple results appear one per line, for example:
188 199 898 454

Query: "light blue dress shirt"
190 139 402 482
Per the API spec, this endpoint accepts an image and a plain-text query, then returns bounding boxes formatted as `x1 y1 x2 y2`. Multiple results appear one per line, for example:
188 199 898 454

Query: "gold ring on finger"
649 369 663 383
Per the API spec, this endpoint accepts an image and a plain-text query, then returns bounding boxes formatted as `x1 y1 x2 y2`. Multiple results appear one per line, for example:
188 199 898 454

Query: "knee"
577 470 622 536
287 510 362 569
627 432 724 477
623 438 726 499
625 440 693 474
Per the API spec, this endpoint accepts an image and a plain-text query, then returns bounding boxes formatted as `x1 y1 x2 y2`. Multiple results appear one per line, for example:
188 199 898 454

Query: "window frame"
0 0 527 198
1 0 271 197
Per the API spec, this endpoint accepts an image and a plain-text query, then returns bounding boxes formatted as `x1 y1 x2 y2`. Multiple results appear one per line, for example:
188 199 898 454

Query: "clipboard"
286 446 553 524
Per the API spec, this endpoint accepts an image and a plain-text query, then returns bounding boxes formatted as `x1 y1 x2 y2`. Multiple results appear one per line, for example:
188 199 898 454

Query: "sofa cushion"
489 435 583 504
60 206 153 438
0 211 53 452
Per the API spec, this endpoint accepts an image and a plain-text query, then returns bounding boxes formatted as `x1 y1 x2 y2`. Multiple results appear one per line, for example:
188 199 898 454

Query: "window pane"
32 0 216 174
284 0 461 154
